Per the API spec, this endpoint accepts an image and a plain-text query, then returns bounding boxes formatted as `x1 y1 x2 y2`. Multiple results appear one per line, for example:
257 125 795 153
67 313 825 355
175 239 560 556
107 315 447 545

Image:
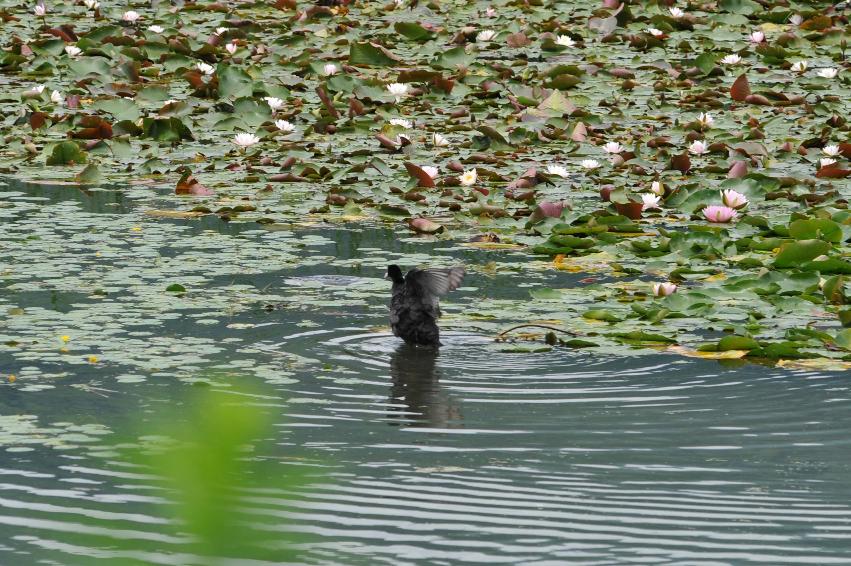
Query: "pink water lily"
702 205 738 223
653 282 677 297
720 189 748 209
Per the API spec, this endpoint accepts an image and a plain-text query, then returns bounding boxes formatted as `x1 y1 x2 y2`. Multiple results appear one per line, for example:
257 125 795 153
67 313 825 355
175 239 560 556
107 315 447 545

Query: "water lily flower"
485 6 496 17
83 0 99 9
29 84 46 94
233 133 260 148
581 159 600 170
421 166 439 179
789 14 803 26
122 10 140 23
389 118 412 129
197 62 215 76
275 119 295 132
64 45 81 57
817 68 838 79
696 112 714 128
646 28 664 37
215 27 228 36
790 60 807 73
264 96 284 111
323 63 339 76
721 54 742 65
820 157 837 168
556 35 575 48
603 141 624 154
669 7 684 18
477 30 497 42
641 193 662 210
720 189 748 209
50 90 63 105
653 282 678 297
688 140 708 155
431 133 449 147
387 82 409 101
162 99 178 106
225 42 238 55
749 30 765 43
34 2 46 17
702 205 738 223
148 25 164 33
823 145 840 157
650 181 664 196
546 164 569 178
460 168 477 186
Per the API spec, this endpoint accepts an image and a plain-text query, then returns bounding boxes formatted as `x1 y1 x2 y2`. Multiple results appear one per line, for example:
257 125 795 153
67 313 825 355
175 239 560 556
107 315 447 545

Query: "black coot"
385 265 465 346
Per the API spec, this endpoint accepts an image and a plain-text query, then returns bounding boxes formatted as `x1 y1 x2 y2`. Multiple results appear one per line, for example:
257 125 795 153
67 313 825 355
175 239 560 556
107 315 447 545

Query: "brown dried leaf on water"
730 74 751 102
506 32 530 47
571 121 588 142
176 174 214 196
407 217 444 234
816 165 851 179
727 161 748 178
403 162 435 188
670 152 691 174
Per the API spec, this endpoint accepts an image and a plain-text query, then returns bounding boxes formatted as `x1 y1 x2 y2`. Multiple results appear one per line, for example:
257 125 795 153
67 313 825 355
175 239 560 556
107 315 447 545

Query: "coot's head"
385 264 404 283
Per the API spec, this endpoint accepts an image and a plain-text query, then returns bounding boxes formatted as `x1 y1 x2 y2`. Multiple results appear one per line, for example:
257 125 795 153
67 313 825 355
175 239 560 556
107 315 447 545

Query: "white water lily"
64 45 81 57
323 63 339 76
641 193 662 210
817 68 838 79
789 14 803 26
275 119 295 132
696 112 714 128
122 10 140 23
162 99 178 106
460 168 477 186
820 157 837 168
148 25 164 34
389 118 412 129
581 159 600 170
264 96 284 111
721 189 748 209
50 90 62 105
233 133 260 148
646 28 664 37
653 282 678 297
546 164 569 178
688 140 708 155
197 62 215 75
387 82 409 101
421 166 439 179
29 84 46 94
669 7 684 18
603 141 624 154
823 145 840 157
476 30 497 42
83 0 99 9
749 30 765 43
431 132 449 147
34 3 46 16
215 27 228 36
556 35 575 48
790 60 807 73
225 42 238 55
650 181 664 196
721 54 742 65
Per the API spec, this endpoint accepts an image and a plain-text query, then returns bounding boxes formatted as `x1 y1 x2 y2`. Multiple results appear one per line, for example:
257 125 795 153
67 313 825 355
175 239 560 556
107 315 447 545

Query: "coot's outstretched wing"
406 267 465 298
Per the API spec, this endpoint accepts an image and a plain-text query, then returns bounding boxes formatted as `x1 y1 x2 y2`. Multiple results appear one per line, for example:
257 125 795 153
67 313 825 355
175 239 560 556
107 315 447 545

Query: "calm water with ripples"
2 178 851 564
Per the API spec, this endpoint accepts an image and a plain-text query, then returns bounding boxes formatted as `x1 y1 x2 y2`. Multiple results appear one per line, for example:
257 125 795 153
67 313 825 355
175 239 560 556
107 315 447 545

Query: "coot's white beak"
383 270 389 280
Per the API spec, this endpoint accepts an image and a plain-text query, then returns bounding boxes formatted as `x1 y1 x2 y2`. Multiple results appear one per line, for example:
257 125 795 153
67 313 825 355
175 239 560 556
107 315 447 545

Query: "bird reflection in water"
387 344 463 428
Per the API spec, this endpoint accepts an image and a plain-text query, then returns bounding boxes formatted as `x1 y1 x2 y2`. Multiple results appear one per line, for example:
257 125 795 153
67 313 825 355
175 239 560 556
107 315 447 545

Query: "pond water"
2 178 851 564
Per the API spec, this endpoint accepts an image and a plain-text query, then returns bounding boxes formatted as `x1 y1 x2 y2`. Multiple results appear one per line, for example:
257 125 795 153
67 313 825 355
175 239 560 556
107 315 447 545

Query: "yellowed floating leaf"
461 242 524 250
776 358 851 371
144 210 207 218
668 345 748 359
704 273 727 282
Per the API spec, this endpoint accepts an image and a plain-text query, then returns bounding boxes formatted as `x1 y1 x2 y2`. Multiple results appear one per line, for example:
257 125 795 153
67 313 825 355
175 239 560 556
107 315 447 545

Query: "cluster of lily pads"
0 0 849 364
